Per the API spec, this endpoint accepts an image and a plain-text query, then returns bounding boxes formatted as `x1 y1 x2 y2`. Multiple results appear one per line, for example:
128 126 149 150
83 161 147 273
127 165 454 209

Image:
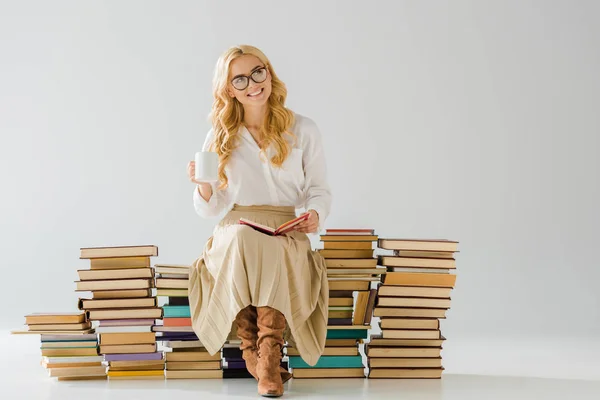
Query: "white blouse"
193 113 332 229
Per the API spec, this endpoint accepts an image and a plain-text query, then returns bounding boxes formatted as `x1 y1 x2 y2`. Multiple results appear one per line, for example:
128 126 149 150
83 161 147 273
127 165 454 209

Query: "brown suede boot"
256 306 286 397
234 306 292 384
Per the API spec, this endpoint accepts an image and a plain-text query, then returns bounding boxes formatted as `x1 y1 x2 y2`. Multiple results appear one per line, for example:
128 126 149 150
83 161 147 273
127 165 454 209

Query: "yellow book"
107 370 164 377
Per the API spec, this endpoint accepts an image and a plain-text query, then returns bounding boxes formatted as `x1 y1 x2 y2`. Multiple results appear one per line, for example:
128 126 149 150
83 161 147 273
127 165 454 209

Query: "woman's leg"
256 306 286 397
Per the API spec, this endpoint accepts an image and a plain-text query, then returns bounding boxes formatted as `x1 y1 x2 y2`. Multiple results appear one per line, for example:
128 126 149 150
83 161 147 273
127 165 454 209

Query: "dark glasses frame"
230 66 268 90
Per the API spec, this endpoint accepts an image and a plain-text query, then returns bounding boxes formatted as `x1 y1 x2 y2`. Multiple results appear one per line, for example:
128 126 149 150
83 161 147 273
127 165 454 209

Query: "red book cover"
239 212 310 236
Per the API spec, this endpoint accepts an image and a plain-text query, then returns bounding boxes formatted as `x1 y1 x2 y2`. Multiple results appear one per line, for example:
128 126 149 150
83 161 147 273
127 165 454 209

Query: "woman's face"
228 54 272 107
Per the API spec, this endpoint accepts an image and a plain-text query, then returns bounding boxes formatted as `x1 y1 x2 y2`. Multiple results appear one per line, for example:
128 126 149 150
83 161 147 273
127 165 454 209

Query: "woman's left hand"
294 210 319 234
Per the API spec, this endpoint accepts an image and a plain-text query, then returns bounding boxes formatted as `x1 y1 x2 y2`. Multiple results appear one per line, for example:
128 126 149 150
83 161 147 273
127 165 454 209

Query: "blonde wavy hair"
208 45 296 189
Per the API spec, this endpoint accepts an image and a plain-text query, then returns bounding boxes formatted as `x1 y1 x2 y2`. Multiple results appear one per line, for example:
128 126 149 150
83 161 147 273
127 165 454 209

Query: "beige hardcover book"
99 332 156 345
373 307 447 319
41 348 99 357
90 256 150 269
79 297 156 310
80 245 158 259
394 250 455 259
287 347 358 357
324 339 360 347
365 346 442 358
378 256 455 269
156 289 188 297
318 249 374 259
155 278 189 289
76 279 153 291
43 362 103 369
327 268 386 275
154 265 190 275
382 329 441 340
325 259 377 268
377 286 451 298
352 291 369 325
165 370 223 379
378 239 458 252
323 241 373 250
377 297 451 309
27 322 91 331
109 360 166 368
368 337 445 350
108 375 164 380
108 365 165 371
25 312 86 325
369 358 442 368
99 343 156 354
47 366 107 378
87 308 162 320
164 341 204 349
41 340 97 348
165 352 219 362
57 376 107 381
368 367 444 379
328 297 354 307
11 328 93 335
92 289 152 299
382 272 456 288
320 235 378 242
166 361 221 370
78 268 153 281
379 318 439 330
328 276 381 281
292 368 365 379
328 281 370 291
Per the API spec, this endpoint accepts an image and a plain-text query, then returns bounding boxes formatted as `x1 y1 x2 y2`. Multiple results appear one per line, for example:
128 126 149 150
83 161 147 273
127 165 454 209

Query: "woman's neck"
243 104 268 131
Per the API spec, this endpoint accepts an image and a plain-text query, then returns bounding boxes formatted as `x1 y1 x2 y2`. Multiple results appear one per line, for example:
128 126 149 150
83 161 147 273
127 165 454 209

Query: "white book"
95 326 153 333
43 356 104 364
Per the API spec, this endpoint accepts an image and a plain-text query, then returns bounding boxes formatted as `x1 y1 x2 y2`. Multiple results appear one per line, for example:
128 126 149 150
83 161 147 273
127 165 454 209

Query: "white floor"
3 330 600 400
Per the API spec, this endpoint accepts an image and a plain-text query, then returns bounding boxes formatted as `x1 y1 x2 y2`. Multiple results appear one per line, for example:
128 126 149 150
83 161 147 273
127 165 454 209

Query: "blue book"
162 305 191 318
289 355 363 369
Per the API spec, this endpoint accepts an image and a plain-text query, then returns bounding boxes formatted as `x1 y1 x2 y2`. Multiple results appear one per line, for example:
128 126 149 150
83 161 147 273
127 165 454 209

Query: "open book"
239 212 310 236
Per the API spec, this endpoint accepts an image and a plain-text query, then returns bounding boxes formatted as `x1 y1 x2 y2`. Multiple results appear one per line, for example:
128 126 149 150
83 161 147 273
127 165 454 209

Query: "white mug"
194 151 219 183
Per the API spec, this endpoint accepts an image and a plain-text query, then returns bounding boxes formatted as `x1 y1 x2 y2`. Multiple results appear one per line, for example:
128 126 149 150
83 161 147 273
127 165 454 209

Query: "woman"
186 45 331 397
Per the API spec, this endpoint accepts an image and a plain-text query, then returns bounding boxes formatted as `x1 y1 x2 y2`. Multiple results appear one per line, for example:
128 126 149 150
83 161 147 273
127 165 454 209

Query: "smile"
247 88 264 97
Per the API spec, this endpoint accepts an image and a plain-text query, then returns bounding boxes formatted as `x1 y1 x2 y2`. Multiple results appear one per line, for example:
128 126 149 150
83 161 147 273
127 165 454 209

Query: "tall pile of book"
287 229 382 379
367 238 458 379
13 312 105 380
77 245 164 380
154 264 223 379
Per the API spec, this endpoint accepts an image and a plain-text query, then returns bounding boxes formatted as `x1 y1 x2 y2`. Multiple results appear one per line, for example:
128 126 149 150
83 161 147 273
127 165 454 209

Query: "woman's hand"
294 210 319 234
188 161 213 201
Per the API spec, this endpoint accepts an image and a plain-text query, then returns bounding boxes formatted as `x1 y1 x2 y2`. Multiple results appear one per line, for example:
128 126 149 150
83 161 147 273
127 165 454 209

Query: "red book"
239 212 310 236
163 318 192 327
326 229 375 235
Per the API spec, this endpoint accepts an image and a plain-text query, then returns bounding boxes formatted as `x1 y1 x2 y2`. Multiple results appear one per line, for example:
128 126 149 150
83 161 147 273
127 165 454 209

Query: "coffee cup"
194 151 219 183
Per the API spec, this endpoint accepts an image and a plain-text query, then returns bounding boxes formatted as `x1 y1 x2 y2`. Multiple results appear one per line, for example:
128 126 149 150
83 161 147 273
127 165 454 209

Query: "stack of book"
77 245 164 380
288 229 381 379
13 312 105 380
154 264 223 379
367 238 458 379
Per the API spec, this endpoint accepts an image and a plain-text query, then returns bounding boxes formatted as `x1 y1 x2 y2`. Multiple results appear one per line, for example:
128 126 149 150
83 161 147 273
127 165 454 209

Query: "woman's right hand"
188 161 213 200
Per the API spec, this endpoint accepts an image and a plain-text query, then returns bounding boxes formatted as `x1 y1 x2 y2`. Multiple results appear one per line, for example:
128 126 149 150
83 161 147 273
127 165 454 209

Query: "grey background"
1 0 598 343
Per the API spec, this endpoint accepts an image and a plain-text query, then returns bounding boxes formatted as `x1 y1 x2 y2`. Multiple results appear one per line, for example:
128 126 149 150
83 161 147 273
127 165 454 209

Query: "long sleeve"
300 118 332 231
193 130 231 218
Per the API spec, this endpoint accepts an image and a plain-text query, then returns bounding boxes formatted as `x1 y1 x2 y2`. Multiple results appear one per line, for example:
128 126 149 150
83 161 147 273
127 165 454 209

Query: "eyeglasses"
231 67 268 90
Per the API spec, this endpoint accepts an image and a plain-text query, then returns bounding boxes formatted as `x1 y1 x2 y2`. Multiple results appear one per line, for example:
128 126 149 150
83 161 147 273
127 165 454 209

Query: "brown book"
320 235 378 242
99 343 156 354
368 367 443 379
378 256 455 269
109 360 166 368
166 361 221 370
80 245 158 259
155 278 189 289
366 346 443 358
382 272 456 288
41 348 99 357
377 286 452 298
165 370 223 379
382 329 441 340
154 265 190 275
328 310 352 319
99 332 156 345
78 268 153 281
287 347 358 357
369 357 442 368
25 312 86 325
352 291 370 325
329 290 354 297
363 288 378 325
327 268 386 275
380 318 439 330
328 281 370 291
43 362 103 369
90 256 150 269
27 322 92 331
394 250 455 259
109 364 165 371
368 334 445 348
41 341 97 348
292 368 365 379
92 289 152 299
373 307 447 319
326 259 377 268
47 366 107 378
156 289 189 297
87 308 162 320
165 352 219 362
328 297 353 307
324 241 373 250
376 297 451 309
378 239 458 252
76 279 153 292
318 249 374 259
325 339 360 347
79 297 156 310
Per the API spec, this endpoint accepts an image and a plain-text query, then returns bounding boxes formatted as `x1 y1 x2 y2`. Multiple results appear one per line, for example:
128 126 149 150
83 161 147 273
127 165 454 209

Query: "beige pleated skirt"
189 204 329 366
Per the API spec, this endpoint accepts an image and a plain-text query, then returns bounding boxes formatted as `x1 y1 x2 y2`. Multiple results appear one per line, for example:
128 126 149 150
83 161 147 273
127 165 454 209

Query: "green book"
162 305 191 318
289 355 364 369
326 329 368 339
